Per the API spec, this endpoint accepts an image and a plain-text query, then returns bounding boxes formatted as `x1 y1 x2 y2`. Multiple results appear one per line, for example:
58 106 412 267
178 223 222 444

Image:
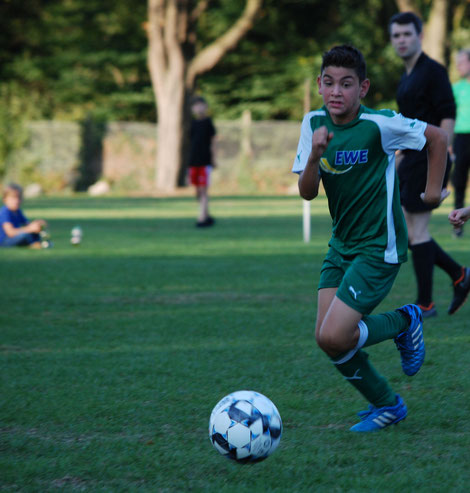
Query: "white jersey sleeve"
360 111 427 155
292 111 315 174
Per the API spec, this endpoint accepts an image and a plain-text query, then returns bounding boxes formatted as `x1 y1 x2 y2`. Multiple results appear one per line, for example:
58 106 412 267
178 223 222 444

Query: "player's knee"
315 330 349 356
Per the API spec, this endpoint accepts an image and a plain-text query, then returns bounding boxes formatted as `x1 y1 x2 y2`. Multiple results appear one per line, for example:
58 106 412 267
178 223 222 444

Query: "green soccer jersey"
452 79 470 133
292 105 427 264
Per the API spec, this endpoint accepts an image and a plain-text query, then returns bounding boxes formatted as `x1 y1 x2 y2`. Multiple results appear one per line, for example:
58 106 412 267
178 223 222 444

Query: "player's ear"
317 75 323 95
359 78 370 98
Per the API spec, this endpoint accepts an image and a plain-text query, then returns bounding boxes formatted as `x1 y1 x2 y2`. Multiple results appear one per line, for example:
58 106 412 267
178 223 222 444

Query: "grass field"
1 194 470 492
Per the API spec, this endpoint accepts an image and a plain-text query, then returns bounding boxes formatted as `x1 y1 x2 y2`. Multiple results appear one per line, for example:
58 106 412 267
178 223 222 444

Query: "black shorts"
398 151 451 213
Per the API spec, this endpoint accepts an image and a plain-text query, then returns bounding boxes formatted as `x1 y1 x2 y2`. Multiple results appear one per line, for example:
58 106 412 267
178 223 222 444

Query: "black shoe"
196 216 215 228
418 302 437 319
448 267 470 315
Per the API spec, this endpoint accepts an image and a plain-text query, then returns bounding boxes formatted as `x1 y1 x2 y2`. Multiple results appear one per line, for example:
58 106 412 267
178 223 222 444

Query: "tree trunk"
423 0 449 64
155 82 185 192
147 0 262 192
147 0 188 192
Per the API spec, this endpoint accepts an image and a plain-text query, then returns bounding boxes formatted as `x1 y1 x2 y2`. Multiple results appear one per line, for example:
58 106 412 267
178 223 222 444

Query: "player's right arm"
298 126 333 200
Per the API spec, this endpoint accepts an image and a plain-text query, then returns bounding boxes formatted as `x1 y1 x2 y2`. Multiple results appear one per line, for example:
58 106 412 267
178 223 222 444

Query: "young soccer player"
292 45 448 432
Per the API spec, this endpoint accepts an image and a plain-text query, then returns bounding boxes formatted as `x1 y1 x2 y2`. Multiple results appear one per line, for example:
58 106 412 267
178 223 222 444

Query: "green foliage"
1 195 470 491
198 0 406 119
0 0 153 122
0 1 469 122
0 83 42 182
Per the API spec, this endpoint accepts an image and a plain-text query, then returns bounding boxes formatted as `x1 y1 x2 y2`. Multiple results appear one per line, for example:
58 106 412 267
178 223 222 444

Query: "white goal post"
303 199 311 243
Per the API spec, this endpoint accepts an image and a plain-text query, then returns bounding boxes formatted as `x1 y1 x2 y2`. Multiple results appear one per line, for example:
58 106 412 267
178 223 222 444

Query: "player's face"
191 102 208 118
390 23 422 60
456 52 470 78
317 66 370 125
4 192 22 211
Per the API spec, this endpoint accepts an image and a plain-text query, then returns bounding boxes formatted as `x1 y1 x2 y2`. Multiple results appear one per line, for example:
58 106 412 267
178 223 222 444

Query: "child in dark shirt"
188 97 217 228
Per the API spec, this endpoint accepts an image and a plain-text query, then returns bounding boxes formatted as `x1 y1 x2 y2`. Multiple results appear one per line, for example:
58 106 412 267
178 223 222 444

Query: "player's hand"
448 146 455 163
420 188 449 208
28 220 44 233
311 126 333 162
449 208 469 227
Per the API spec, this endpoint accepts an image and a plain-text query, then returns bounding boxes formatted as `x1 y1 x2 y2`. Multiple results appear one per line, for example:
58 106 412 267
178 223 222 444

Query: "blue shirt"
0 205 28 244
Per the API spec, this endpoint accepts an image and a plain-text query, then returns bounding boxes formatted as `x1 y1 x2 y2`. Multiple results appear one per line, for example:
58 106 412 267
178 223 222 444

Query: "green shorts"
318 247 401 314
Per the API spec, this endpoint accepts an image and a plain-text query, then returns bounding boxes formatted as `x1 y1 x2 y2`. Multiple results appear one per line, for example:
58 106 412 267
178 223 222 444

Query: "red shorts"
189 166 211 186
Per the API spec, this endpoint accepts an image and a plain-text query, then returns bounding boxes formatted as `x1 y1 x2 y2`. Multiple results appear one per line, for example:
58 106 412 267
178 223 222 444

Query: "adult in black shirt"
389 11 470 317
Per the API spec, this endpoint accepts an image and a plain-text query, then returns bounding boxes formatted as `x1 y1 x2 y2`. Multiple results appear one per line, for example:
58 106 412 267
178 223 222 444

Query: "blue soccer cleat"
394 304 425 376
350 394 407 432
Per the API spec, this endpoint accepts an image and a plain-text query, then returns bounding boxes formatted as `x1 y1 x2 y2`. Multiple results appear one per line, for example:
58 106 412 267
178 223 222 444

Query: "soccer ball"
70 226 83 245
209 390 282 463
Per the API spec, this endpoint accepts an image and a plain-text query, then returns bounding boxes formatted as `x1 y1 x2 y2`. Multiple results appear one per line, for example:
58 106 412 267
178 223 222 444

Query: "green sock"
361 311 408 348
332 349 396 408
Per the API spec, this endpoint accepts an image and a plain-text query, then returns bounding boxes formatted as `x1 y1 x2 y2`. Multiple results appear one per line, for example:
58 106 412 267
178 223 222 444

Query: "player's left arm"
440 118 455 151
421 124 448 207
432 66 456 150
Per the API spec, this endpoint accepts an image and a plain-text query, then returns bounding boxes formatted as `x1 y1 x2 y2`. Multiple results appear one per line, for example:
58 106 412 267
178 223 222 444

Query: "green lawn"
1 194 470 492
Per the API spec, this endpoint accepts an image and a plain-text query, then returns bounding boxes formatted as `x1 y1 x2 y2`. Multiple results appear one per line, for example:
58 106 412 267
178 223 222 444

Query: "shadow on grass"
25 194 306 210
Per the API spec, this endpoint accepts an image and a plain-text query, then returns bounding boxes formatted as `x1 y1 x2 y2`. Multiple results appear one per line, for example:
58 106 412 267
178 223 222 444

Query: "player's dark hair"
321 45 367 82
191 96 207 106
388 11 423 35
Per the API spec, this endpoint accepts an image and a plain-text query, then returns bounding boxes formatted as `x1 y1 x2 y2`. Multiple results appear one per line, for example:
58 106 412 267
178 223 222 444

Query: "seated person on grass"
0 183 47 248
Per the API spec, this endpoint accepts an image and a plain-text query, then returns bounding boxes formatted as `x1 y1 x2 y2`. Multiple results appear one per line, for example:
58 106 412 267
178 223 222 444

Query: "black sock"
410 241 434 306
431 239 462 282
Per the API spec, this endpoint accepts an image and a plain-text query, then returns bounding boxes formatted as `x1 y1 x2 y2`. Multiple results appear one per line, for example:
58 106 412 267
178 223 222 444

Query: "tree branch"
395 0 419 13
164 0 178 57
148 0 167 97
186 0 262 87
190 0 210 23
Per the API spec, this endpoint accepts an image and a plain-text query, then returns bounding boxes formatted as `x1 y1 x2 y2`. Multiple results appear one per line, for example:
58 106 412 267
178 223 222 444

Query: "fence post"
302 78 311 243
241 109 252 159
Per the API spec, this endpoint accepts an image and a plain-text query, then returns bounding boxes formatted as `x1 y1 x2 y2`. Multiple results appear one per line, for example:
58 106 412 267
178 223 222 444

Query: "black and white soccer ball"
209 390 282 463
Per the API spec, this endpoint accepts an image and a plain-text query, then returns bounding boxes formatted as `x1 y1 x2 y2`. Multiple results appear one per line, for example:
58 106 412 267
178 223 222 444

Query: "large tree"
147 0 262 192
